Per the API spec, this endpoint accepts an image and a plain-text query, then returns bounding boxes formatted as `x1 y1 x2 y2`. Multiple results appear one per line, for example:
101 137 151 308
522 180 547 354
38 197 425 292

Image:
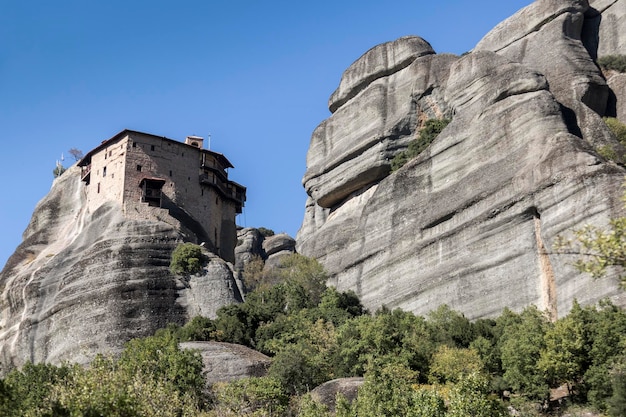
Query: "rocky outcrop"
233 228 296 287
180 341 271 386
298 2 626 320
328 36 435 113
310 377 364 413
0 166 241 370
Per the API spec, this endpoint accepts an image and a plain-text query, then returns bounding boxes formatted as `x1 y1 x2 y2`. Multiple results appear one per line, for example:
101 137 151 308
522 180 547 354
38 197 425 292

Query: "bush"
170 243 207 275
598 55 626 73
258 227 275 237
605 117 626 146
391 118 450 171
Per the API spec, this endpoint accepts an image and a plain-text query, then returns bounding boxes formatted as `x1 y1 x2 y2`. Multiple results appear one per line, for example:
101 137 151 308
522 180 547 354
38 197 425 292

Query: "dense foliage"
170 242 208 275
2 253 625 416
391 118 451 172
598 55 626 73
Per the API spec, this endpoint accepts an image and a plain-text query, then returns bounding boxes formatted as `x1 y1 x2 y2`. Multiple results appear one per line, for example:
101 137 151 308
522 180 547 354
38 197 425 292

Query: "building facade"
78 130 246 263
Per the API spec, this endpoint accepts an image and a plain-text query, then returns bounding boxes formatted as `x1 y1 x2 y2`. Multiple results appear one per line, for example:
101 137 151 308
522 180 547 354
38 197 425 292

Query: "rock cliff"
298 0 626 319
0 166 242 369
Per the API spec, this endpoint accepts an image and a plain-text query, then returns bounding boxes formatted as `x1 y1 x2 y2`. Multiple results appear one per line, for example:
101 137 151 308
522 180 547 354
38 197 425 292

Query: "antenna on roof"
207 133 211 150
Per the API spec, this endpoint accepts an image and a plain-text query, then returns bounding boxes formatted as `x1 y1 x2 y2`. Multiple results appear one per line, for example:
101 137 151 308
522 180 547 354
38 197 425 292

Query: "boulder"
180 341 271 386
262 233 296 257
310 377 364 412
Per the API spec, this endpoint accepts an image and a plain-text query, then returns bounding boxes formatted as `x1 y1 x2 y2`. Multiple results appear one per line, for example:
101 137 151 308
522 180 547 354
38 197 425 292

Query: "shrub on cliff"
170 242 207 275
598 55 626 73
391 118 450 172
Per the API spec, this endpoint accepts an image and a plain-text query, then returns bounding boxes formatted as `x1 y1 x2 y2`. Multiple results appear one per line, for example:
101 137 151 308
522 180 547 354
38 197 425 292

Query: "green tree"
500 306 551 401
538 301 590 396
333 308 434 379
447 372 507 417
170 242 207 275
428 345 485 384
427 304 475 348
211 376 289 417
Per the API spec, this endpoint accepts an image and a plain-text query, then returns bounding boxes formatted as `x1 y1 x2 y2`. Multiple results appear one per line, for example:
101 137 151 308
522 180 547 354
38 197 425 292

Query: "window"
103 166 107 177
109 151 112 157
104 152 107 160
151 145 155 151
132 142 137 148
137 165 142 172
169 170 172 177
97 183 100 193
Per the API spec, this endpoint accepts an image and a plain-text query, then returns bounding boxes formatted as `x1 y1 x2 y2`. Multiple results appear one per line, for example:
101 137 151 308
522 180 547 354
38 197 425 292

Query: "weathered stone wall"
83 131 241 263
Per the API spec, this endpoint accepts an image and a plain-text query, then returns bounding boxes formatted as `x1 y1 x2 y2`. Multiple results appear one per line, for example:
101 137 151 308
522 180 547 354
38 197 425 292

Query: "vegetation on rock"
170 242 208 275
391 118 451 172
1 253 625 416
598 55 626 73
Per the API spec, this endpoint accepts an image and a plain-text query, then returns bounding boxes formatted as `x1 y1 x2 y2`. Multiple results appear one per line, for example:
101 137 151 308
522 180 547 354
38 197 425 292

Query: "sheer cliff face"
0 166 240 369
298 0 626 319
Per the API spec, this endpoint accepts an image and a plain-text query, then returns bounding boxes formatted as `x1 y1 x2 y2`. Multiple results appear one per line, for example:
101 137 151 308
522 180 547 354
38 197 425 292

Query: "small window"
109 151 112 157
132 142 137 148
151 145 155 151
97 183 100 193
188 176 190 181
137 165 142 172
103 166 107 177
169 170 172 177
201 189 204 196
104 152 107 160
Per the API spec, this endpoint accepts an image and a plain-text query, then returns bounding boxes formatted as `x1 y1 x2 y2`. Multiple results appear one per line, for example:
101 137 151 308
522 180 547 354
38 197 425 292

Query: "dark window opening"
139 178 166 207
137 165 142 172
201 189 204 196
169 170 172 177
151 145 155 151
109 151 112 157
97 183 100 193
103 166 107 177
132 142 137 148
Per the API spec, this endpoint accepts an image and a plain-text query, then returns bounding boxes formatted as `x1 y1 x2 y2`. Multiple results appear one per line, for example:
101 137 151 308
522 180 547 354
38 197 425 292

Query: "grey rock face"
298 4 626 319
0 166 240 369
180 341 271 386
329 36 434 113
475 0 613 149
606 72 626 122
588 0 626 57
303 52 457 210
233 228 297 292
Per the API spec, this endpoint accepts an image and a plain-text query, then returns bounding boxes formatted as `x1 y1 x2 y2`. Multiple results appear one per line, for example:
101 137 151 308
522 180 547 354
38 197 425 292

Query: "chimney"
185 135 204 149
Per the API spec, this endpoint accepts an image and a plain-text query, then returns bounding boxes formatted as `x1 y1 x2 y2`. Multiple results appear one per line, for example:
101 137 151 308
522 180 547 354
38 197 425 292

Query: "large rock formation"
298 0 626 319
0 166 241 369
180 341 271 386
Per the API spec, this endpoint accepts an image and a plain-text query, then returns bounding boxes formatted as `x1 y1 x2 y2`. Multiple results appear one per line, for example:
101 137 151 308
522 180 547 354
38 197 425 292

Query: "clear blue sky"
0 0 533 269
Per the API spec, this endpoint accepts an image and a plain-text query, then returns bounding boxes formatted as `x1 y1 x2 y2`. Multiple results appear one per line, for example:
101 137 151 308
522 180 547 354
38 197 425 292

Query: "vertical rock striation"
298 1 626 319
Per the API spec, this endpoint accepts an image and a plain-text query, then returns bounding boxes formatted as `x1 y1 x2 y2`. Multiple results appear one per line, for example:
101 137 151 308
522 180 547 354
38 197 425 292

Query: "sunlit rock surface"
298 1 626 320
0 166 241 369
